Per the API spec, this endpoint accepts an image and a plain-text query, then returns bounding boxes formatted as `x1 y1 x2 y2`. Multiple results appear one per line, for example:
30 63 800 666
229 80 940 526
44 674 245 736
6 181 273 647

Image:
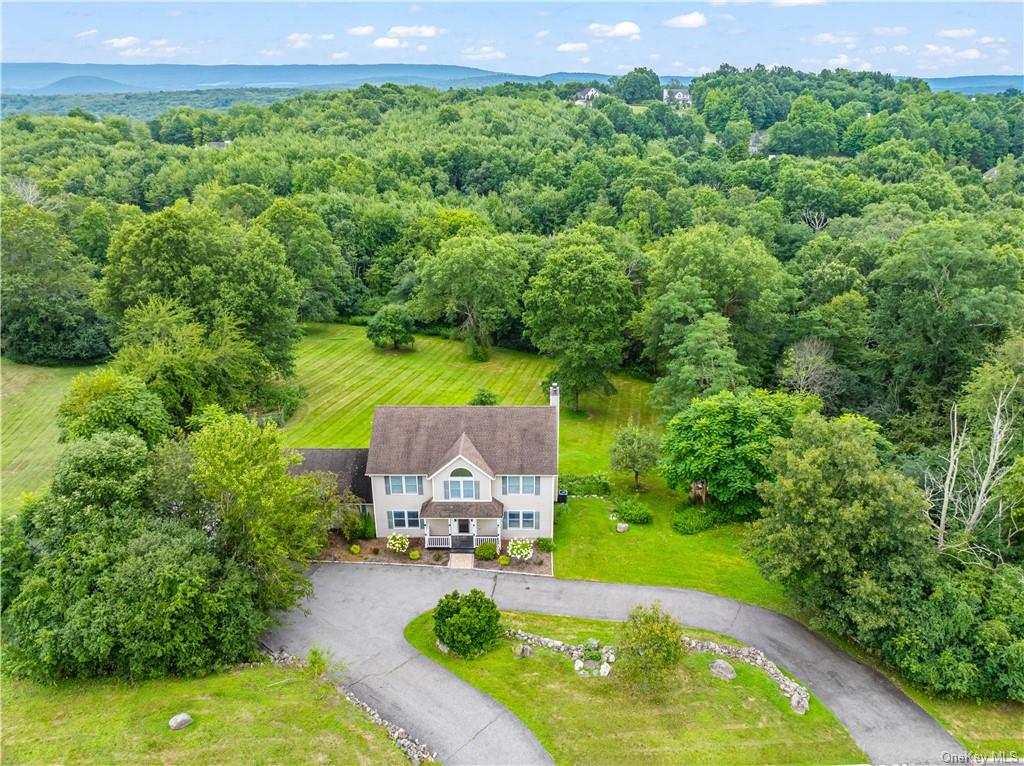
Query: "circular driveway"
265 563 965 766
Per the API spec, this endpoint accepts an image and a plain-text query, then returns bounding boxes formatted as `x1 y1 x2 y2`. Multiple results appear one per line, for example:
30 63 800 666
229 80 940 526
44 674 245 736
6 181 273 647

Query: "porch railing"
473 535 500 547
425 535 452 549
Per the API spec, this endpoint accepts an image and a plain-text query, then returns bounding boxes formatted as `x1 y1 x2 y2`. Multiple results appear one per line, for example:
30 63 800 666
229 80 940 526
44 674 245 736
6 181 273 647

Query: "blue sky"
3 2 1021 77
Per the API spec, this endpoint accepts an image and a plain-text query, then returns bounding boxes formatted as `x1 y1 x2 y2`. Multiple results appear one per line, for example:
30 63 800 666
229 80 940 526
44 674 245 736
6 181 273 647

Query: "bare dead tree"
4 176 61 211
925 382 1021 564
800 208 829 233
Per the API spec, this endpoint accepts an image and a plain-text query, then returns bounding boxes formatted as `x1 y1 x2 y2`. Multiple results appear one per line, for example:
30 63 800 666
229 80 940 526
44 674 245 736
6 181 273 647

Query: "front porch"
421 498 503 551
424 517 501 551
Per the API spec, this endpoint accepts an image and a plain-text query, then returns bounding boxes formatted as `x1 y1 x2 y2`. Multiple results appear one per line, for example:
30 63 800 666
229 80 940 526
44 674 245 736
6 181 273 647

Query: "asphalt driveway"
265 563 965 766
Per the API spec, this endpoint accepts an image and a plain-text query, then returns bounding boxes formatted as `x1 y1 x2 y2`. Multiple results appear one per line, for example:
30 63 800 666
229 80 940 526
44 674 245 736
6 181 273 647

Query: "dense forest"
2 65 1022 698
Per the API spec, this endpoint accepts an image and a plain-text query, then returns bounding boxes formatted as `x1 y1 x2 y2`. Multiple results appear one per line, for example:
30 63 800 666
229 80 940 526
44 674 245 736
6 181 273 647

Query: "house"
662 88 691 108
290 385 561 552
202 139 232 149
573 87 604 106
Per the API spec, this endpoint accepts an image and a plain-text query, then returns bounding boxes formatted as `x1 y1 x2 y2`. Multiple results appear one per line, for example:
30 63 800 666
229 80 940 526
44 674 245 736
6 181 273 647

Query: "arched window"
444 467 478 500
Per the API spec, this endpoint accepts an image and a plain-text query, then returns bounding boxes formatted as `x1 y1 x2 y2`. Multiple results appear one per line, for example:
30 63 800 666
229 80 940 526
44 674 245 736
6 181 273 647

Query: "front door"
457 518 470 534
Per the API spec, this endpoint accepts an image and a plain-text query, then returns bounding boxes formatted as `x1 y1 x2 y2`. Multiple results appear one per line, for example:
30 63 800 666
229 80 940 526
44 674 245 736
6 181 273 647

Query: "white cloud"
937 28 975 38
671 60 684 69
347 25 374 36
579 57 591 64
261 48 282 57
827 53 873 71
718 13 736 22
330 51 350 60
891 45 910 55
105 36 140 48
557 41 589 53
76 29 98 39
319 34 335 41
372 37 408 49
662 12 707 29
977 36 1006 45
648 53 661 60
120 43 190 59
588 21 640 38
462 45 506 61
415 44 428 52
955 48 982 60
772 0 825 6
813 31 857 46
873 26 908 36
535 30 550 39
923 44 955 55
409 3 422 12
286 32 313 49
387 25 441 38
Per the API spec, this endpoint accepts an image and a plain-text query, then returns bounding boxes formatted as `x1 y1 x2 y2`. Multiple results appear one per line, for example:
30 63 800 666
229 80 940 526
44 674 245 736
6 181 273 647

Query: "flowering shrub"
409 550 421 561
507 538 533 561
386 533 409 553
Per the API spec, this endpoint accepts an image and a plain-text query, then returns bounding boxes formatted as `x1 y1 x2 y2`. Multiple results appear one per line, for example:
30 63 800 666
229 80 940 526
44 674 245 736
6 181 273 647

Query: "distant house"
748 129 769 155
982 167 999 180
288 385 562 553
202 139 232 149
573 87 604 106
662 88 691 108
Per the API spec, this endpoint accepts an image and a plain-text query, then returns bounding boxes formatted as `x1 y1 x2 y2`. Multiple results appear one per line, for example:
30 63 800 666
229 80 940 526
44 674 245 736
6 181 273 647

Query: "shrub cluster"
536 537 556 552
474 542 497 560
671 504 725 535
559 473 611 496
618 602 685 698
409 550 421 561
613 495 653 524
433 589 501 658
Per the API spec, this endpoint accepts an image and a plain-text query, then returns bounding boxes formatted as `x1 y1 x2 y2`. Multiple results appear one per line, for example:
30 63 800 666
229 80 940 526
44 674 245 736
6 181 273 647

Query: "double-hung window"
443 468 479 500
387 510 420 529
503 510 539 529
385 475 423 495
501 475 541 495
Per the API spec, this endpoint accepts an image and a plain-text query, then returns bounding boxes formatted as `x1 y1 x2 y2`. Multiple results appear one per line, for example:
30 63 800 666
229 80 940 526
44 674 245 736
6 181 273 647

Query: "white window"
502 475 541 495
444 468 479 500
503 510 539 529
387 510 420 529
386 475 423 495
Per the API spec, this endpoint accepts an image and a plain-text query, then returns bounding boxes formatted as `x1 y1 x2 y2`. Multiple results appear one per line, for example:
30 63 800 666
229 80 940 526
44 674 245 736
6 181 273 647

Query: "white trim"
427 454 494 481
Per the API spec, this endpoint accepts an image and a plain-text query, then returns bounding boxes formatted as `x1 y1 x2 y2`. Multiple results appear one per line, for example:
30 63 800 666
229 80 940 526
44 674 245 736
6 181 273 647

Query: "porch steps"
448 553 476 570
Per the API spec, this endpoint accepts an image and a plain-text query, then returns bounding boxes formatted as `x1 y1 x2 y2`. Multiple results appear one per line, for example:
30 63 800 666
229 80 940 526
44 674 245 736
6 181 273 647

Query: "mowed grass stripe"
282 324 655 473
1 360 97 515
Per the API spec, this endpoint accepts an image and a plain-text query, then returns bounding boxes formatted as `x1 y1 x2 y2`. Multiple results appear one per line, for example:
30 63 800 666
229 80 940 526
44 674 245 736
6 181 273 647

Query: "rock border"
503 629 616 677
264 649 437 764
499 629 810 713
681 637 811 714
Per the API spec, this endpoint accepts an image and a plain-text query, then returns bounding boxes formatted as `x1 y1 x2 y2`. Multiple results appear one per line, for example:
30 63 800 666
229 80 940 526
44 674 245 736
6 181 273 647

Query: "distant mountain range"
2 63 1021 96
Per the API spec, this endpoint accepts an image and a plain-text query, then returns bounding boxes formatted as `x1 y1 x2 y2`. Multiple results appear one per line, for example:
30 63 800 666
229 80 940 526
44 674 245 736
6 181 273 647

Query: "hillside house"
290 385 561 552
662 88 691 108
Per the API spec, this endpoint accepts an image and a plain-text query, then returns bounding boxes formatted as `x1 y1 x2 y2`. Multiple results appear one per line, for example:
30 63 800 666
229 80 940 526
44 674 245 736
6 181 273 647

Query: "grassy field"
2 663 407 766
406 610 864 766
1 358 97 515
281 323 655 472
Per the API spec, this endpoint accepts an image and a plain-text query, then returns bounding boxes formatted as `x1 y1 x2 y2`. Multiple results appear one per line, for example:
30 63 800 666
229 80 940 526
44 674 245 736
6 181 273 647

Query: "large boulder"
790 692 809 714
616 523 629 533
599 662 612 677
512 643 533 659
709 659 736 681
168 713 193 731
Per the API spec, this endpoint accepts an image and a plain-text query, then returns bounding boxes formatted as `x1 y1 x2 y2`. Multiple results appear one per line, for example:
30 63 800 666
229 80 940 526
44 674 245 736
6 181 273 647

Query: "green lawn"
554 485 792 614
281 323 655 473
1 664 407 766
406 610 864 766
1 358 97 515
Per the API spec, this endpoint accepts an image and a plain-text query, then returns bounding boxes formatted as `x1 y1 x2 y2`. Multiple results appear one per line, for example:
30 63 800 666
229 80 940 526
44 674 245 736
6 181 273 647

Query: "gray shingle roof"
420 499 504 519
287 448 372 503
366 406 558 477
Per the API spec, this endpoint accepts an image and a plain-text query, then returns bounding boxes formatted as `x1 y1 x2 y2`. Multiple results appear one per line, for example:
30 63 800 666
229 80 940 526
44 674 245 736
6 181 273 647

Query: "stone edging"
263 649 437 764
500 629 810 713
504 628 616 676
681 637 811 714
